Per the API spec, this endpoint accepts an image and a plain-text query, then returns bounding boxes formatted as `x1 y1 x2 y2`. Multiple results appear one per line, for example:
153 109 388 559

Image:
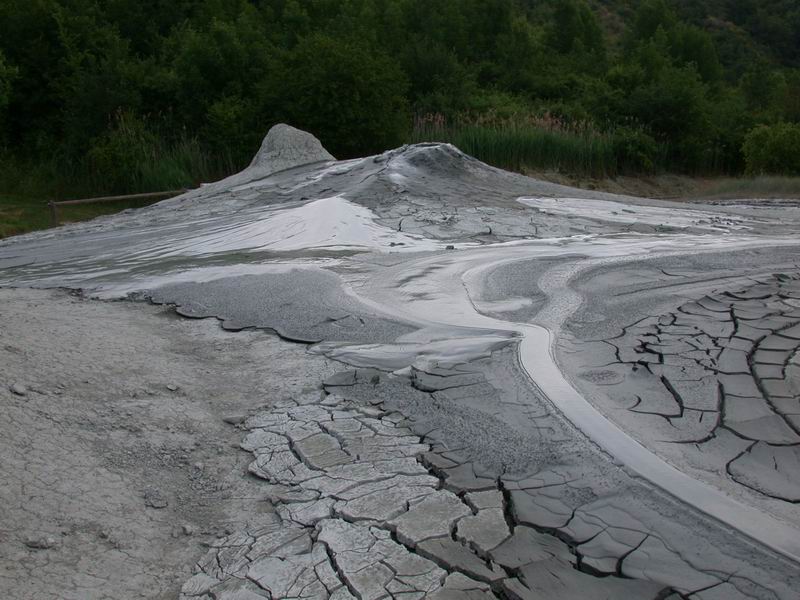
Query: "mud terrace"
2 125 800 599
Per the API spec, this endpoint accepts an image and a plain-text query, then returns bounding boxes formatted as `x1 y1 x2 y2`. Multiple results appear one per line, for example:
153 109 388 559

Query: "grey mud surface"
2 125 800 599
0 288 336 599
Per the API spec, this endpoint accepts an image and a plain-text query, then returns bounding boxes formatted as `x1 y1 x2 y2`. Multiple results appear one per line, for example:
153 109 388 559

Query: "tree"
742 123 800 175
0 50 17 142
266 34 410 157
547 0 604 59
401 38 477 114
626 0 677 47
670 24 722 83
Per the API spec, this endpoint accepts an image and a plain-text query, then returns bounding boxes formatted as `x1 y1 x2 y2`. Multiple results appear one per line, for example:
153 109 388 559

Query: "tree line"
1 0 799 196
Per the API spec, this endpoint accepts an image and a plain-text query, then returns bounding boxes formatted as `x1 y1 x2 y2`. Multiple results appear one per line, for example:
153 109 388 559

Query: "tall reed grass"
409 113 667 178
0 111 239 201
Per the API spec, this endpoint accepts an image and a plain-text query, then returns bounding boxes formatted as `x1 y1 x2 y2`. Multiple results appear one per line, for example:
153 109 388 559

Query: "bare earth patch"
0 288 334 600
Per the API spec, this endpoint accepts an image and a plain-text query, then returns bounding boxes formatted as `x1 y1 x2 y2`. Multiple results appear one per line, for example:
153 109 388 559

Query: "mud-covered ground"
0 288 335 599
2 125 800 599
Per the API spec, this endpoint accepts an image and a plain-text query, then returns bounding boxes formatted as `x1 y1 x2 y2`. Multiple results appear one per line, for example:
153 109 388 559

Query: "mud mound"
168 123 336 203
249 123 335 175
372 142 510 189
382 142 483 172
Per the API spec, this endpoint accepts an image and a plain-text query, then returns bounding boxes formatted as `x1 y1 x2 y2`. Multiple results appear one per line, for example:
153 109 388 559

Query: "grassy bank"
0 193 175 239
0 139 235 202
0 125 241 239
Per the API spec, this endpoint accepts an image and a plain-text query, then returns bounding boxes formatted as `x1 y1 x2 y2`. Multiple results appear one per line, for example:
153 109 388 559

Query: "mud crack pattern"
582 273 800 503
180 377 675 600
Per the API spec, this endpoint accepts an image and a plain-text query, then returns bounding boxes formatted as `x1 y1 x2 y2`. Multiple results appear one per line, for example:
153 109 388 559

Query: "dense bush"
742 123 800 176
611 127 660 174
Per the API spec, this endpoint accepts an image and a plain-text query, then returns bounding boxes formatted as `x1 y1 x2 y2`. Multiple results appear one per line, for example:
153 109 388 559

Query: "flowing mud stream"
345 235 800 562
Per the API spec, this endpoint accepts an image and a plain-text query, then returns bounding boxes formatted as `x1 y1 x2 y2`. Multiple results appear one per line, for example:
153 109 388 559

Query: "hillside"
0 0 798 202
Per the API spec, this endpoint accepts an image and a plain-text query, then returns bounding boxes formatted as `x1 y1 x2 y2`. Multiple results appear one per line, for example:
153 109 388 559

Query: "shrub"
85 111 218 195
742 123 800 176
611 127 658 173
87 111 160 193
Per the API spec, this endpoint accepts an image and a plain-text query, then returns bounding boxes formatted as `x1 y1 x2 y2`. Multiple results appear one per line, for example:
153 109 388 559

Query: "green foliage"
625 67 710 149
84 111 221 194
35 111 223 197
627 0 677 43
411 115 664 178
547 0 605 58
0 50 17 142
86 111 160 192
611 127 659 174
742 123 800 176
401 39 476 115
0 50 15 109
269 34 410 157
1 0 799 201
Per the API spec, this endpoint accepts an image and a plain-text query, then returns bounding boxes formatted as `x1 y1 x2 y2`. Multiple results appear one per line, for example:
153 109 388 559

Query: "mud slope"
2 124 800 599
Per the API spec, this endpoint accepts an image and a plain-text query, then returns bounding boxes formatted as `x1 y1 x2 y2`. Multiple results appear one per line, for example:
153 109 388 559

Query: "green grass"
0 193 173 239
0 130 240 240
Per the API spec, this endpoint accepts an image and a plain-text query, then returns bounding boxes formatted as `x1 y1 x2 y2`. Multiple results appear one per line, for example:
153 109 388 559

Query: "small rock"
193 462 204 471
222 415 246 425
445 245 455 250
166 384 179 392
99 530 110 540
9 383 27 396
182 524 196 536
144 488 168 509
24 535 56 550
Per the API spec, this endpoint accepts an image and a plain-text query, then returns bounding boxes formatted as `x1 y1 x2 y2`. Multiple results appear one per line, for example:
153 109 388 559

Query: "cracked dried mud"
2 125 800 599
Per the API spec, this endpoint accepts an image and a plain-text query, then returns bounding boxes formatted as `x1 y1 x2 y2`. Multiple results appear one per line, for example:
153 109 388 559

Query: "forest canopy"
1 0 799 196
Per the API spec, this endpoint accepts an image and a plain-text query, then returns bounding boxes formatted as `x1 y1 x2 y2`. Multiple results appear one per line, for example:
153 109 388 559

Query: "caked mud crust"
2 125 800 599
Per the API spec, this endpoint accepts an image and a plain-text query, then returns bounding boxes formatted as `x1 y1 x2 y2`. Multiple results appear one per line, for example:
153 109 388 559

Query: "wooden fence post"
48 201 59 227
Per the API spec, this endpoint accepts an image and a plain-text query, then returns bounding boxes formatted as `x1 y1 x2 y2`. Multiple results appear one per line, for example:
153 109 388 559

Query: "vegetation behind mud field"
1 0 800 203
